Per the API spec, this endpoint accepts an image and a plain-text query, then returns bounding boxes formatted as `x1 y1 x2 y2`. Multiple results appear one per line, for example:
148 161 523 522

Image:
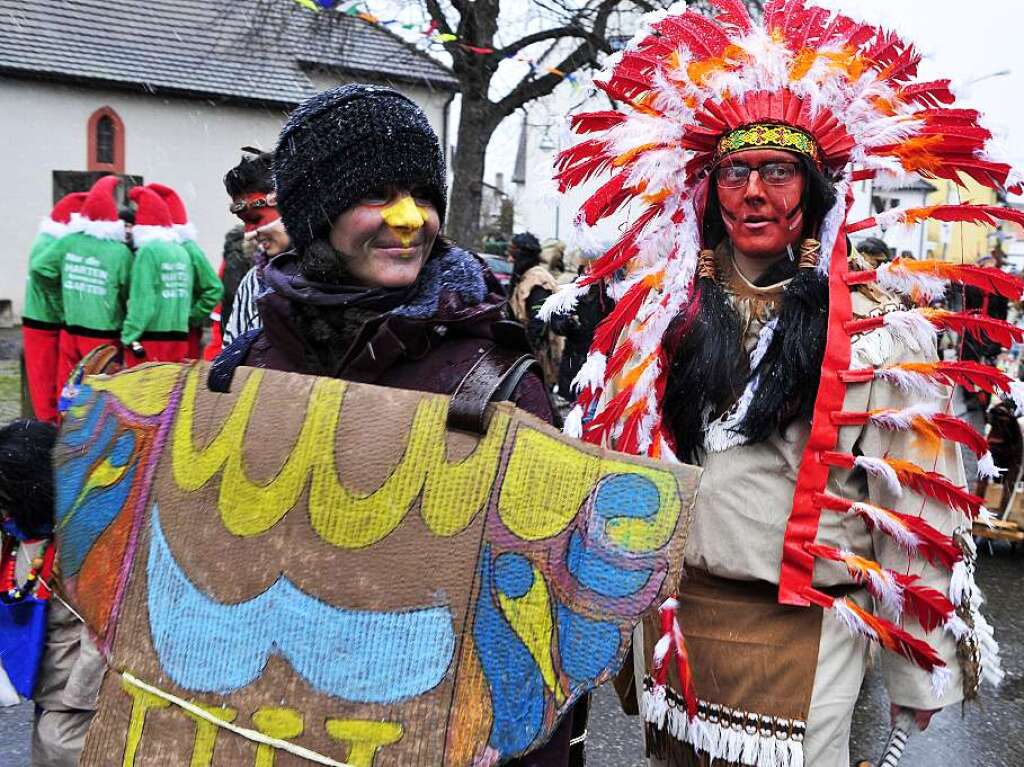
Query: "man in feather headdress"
546 2 1019 764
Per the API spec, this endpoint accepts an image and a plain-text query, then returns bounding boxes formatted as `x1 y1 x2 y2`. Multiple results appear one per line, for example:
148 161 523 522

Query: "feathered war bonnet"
545 0 1023 706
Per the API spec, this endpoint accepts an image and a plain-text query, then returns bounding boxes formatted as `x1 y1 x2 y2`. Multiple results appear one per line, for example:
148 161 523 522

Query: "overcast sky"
816 0 1022 162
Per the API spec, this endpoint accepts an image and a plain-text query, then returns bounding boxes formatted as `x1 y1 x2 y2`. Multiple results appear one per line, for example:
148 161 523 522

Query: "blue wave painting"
146 505 456 703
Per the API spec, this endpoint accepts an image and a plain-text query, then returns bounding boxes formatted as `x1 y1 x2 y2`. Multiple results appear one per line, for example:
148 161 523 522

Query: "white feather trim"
849 502 921 553
539 282 586 320
131 225 179 247
873 207 907 230
569 221 608 257
977 506 995 527
830 597 878 641
652 635 672 669
974 610 1005 687
571 352 606 394
944 614 970 641
853 456 904 498
930 666 953 699
976 452 1003 481
1009 380 1024 416
563 405 584 439
876 368 947 399
37 218 67 238
832 546 904 617
876 262 948 302
882 311 938 353
872 170 925 191
868 402 940 432
173 222 198 243
67 217 125 241
817 178 850 274
949 559 970 606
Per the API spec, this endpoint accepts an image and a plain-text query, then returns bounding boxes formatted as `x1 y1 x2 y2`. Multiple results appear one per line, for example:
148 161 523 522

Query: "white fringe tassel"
640 686 805 767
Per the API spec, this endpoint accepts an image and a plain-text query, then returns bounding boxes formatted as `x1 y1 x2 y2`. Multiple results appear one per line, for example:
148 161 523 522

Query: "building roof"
877 179 938 193
0 0 458 106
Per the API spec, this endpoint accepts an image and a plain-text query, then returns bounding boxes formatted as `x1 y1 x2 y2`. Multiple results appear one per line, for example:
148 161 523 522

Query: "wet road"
2 546 1021 766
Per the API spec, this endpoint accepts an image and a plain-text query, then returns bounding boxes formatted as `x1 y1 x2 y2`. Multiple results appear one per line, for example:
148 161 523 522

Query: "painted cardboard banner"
54 362 699 766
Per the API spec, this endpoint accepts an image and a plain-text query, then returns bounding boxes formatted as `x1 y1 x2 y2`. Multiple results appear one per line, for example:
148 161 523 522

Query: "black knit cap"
274 83 447 253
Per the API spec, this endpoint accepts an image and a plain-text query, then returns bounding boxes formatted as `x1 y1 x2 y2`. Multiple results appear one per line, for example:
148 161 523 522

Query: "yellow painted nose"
381 195 427 233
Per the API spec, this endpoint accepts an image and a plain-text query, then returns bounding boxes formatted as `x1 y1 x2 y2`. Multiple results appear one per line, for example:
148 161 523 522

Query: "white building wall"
510 92 630 254
0 76 452 319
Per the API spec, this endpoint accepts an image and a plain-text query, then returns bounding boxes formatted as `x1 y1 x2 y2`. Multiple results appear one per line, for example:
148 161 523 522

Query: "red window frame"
87 106 125 173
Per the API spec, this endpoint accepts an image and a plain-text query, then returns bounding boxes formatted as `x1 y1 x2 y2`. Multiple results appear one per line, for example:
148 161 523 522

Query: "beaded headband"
716 123 819 162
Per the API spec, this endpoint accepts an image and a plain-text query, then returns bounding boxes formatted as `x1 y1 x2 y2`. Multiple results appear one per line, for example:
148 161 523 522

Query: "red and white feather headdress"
546 0 1018 713
546 0 1023 457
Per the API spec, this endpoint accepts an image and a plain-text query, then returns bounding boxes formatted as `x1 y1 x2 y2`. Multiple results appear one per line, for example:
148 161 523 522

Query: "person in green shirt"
22 192 86 422
146 183 223 358
30 175 134 389
120 187 194 366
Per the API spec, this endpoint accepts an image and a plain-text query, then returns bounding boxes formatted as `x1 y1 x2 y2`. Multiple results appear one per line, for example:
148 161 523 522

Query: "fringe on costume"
641 678 806 767
950 530 1004 698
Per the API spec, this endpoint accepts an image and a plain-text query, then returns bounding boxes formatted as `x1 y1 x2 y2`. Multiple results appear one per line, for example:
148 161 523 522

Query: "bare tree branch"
494 0 623 117
420 0 700 245
495 25 591 59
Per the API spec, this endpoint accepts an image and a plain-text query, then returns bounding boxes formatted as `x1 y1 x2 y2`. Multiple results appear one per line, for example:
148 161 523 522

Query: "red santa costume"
22 192 86 422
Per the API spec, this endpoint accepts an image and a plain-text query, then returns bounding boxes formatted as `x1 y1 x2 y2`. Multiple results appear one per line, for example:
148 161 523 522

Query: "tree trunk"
446 97 501 249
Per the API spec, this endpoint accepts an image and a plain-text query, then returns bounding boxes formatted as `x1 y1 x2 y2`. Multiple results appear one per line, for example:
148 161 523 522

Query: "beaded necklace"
0 534 55 604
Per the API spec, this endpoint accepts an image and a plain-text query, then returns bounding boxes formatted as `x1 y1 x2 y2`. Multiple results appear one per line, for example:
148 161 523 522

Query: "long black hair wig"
663 155 838 463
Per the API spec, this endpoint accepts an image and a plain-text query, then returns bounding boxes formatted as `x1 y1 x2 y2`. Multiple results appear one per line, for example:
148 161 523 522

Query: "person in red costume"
22 192 86 422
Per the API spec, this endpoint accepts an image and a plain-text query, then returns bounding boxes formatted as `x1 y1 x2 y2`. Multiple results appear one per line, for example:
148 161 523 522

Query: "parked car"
481 254 513 291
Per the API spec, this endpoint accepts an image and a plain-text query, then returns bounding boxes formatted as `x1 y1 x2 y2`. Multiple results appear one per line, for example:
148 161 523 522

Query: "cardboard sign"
54 362 699 766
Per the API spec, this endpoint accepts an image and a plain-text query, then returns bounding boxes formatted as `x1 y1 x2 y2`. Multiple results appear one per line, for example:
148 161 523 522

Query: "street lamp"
966 69 1011 86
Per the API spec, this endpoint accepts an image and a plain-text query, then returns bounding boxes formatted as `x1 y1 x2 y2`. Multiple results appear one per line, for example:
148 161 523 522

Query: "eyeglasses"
714 161 801 188
229 192 277 214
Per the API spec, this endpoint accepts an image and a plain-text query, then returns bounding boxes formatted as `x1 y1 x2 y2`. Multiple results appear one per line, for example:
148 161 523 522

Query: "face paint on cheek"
380 197 427 247
243 217 284 241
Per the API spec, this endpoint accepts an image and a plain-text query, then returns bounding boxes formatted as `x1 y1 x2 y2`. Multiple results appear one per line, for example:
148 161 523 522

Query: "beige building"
0 0 457 319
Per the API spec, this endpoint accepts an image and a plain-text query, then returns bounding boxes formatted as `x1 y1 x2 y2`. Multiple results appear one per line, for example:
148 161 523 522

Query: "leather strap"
447 345 540 434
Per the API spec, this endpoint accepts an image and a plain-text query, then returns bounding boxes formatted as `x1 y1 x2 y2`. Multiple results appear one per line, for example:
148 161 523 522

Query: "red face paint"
715 148 807 261
232 192 281 234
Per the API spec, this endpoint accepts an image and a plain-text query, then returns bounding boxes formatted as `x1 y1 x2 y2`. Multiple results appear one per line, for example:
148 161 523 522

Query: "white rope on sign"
120 672 353 767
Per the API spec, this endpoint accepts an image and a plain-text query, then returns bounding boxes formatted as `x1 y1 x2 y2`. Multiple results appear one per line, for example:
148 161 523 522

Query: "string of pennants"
291 0 583 86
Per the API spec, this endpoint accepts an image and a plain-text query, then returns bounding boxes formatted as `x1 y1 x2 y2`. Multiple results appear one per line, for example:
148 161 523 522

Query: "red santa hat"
146 182 198 243
68 175 125 241
129 186 179 247
39 192 87 238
